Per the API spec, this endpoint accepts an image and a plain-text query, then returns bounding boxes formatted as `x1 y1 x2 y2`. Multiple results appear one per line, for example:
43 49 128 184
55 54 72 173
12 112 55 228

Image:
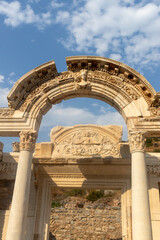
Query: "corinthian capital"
19 131 37 152
128 131 145 153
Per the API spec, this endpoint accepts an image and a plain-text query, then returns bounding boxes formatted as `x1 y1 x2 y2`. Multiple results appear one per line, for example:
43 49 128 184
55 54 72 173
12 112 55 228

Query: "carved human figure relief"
74 69 91 90
51 127 121 158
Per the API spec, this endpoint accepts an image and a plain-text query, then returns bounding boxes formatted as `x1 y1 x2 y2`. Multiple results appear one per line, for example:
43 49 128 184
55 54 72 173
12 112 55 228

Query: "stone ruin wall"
49 192 122 240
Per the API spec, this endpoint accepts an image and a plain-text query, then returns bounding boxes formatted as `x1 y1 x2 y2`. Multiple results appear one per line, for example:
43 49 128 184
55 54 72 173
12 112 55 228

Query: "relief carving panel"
51 125 122 158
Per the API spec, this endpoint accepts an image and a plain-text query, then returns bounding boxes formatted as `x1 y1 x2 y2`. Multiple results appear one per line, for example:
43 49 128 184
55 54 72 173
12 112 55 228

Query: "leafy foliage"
86 190 104 202
51 201 62 208
66 189 86 197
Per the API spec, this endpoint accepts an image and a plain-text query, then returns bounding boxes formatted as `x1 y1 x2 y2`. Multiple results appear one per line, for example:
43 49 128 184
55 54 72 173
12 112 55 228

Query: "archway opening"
37 97 128 144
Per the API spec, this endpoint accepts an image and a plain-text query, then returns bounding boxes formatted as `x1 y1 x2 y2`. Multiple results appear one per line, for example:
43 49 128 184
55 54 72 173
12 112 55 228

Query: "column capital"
19 131 37 152
128 131 146 153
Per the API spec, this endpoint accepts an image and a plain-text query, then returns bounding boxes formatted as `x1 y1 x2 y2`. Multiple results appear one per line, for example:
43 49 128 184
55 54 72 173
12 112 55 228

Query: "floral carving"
128 131 145 153
19 131 37 152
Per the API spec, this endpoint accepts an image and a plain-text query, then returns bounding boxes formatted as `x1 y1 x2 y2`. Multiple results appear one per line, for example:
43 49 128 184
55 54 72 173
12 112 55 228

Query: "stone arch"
1 56 160 240
0 56 160 136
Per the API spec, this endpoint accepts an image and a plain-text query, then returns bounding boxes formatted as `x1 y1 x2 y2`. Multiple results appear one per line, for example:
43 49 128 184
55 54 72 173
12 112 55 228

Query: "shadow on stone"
49 232 56 240
110 238 122 240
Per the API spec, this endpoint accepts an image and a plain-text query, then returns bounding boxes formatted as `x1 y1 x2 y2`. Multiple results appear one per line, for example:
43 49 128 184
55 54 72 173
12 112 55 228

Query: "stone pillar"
6 131 37 240
129 131 153 240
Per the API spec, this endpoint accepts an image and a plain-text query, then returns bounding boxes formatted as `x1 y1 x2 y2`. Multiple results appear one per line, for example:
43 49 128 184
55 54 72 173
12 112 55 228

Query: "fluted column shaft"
129 131 152 240
6 131 37 240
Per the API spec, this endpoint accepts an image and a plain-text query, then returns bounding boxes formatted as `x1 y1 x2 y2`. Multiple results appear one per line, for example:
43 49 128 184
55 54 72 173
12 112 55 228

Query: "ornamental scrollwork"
128 131 145 153
19 131 37 152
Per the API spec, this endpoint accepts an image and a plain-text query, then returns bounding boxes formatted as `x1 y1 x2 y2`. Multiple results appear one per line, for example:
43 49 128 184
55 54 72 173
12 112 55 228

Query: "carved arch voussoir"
3 56 160 123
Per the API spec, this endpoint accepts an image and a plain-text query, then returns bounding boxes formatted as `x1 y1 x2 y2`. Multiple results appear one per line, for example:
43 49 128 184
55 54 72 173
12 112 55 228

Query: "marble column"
129 131 153 240
6 131 37 240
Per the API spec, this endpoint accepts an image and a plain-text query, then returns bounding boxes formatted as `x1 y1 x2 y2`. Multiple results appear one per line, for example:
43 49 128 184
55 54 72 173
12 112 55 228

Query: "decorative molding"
5 57 157 116
151 92 160 108
7 61 58 109
149 107 160 116
147 165 160 176
19 131 37 152
0 162 17 175
12 142 20 152
128 131 145 153
0 108 14 117
50 174 85 179
66 56 155 106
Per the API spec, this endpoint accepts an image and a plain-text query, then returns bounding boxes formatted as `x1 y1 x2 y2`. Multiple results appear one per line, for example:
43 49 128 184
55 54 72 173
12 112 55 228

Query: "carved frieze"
0 162 17 175
19 131 37 152
51 125 122 158
0 108 14 117
147 165 160 176
7 61 58 109
128 131 145 153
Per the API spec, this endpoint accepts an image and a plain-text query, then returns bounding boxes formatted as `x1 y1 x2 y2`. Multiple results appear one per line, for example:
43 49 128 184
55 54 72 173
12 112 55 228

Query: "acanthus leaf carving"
128 131 145 153
19 131 37 152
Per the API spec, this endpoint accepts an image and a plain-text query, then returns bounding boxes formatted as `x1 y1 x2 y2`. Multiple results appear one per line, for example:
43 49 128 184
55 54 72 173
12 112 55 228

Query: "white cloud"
56 0 160 67
9 72 15 77
0 1 52 28
41 104 128 140
0 75 4 83
0 87 9 107
51 0 65 9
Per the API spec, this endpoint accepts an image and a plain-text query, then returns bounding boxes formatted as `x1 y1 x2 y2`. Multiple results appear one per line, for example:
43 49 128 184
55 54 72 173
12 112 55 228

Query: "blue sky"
0 0 160 151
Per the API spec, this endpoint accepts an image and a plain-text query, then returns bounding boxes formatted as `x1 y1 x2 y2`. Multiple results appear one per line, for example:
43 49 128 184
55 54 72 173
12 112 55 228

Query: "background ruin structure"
0 56 160 240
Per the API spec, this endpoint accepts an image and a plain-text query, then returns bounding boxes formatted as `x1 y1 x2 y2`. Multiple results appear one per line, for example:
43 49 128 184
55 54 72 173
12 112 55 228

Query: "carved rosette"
128 131 145 153
19 131 37 152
